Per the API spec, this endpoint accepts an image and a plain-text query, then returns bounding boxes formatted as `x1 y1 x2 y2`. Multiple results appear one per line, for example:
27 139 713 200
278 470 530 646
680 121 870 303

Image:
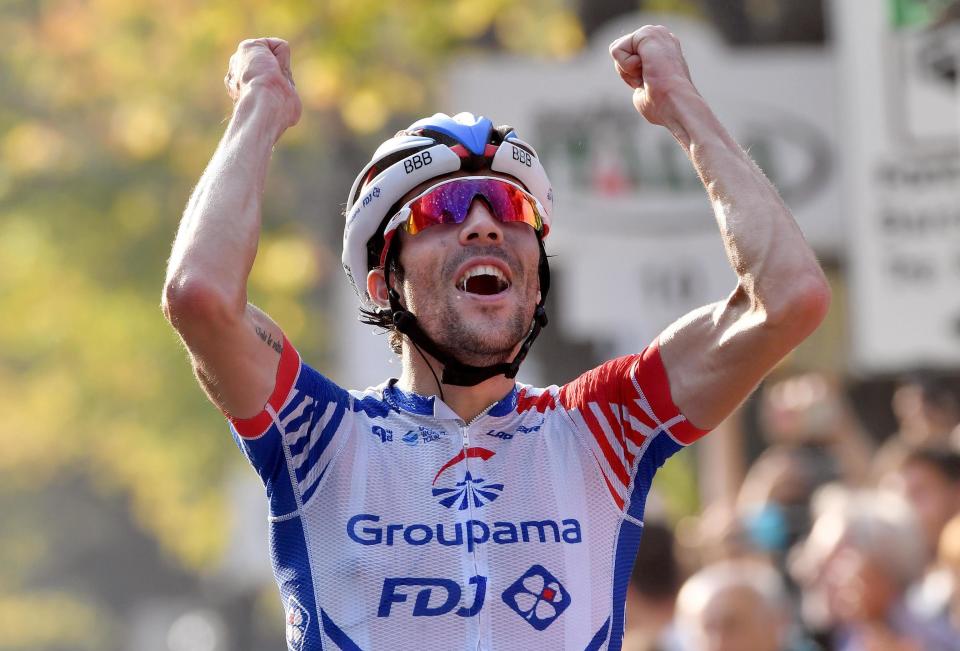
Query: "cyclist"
163 26 830 651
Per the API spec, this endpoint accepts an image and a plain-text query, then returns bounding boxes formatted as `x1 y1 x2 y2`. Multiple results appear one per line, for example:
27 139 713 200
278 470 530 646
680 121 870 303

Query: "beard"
406 245 538 367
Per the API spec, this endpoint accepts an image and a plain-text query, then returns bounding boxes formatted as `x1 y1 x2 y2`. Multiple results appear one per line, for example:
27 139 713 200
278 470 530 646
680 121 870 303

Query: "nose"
458 198 503 245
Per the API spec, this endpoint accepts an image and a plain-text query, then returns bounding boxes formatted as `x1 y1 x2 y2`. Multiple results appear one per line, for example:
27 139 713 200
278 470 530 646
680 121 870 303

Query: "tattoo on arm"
255 326 283 354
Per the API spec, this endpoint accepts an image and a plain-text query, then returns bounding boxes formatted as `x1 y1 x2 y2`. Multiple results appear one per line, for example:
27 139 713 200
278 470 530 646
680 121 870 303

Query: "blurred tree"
0 0 585 648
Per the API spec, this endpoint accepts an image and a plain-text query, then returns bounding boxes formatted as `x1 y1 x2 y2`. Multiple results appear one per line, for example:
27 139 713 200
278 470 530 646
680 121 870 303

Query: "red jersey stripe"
633 342 708 446
516 387 556 413
580 404 630 487
230 335 300 439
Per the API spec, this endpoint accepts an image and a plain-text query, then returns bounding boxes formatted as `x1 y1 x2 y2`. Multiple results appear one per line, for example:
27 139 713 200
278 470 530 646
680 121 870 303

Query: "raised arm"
609 26 831 430
162 38 302 419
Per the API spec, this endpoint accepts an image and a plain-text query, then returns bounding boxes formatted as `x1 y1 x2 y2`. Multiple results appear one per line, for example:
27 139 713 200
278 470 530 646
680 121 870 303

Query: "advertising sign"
834 0 960 371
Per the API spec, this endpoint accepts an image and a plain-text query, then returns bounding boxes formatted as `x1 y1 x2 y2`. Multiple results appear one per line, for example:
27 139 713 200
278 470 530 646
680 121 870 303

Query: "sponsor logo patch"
502 565 571 631
377 575 486 618
371 425 393 443
431 447 501 509
516 418 545 434
285 595 310 650
432 470 504 510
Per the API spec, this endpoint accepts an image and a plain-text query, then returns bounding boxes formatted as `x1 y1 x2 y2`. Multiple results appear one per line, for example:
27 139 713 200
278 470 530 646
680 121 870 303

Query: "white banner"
834 0 960 371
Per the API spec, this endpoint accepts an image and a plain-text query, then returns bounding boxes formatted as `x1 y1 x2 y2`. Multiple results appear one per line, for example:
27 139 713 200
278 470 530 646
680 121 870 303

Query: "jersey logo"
516 418 545 434
502 565 571 631
432 471 503 510
371 425 393 442
431 447 502 510
285 595 310 650
377 575 486 618
402 426 447 446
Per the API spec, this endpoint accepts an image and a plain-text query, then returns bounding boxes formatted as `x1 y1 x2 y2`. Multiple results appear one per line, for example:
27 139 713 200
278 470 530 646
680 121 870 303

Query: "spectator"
873 374 960 480
737 445 825 559
674 559 803 651
887 446 960 623
791 487 935 650
894 447 960 558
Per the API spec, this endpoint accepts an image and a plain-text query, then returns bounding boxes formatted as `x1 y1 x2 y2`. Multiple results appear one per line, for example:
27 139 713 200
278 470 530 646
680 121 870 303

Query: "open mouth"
456 265 510 296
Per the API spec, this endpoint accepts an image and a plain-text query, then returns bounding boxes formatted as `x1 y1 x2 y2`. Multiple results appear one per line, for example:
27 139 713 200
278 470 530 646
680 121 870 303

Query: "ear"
366 268 391 309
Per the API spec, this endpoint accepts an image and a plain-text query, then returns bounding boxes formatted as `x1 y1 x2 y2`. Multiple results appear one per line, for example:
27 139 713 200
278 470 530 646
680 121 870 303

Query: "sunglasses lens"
406 181 472 235
403 178 542 235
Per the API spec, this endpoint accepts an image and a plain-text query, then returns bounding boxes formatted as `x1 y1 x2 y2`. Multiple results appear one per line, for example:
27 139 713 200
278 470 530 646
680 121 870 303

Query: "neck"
397 343 517 422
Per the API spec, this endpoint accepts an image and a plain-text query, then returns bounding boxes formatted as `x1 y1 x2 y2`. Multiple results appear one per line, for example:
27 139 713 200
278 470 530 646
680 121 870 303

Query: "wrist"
231 86 293 143
657 82 715 149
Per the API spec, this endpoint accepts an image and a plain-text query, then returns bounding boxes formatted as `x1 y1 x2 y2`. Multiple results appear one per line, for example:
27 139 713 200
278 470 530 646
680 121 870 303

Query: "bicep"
657 292 799 430
183 303 286 419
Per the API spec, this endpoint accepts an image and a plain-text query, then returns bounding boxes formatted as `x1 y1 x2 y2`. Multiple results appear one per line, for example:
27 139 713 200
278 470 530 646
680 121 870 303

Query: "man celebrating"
163 26 829 651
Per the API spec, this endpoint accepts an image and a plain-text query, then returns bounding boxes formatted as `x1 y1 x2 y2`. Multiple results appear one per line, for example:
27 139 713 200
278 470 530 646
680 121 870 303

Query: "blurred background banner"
835 0 960 372
3 0 960 650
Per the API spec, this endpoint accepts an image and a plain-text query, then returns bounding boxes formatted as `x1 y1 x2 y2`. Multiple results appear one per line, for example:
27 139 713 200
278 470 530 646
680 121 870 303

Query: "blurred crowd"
623 372 960 651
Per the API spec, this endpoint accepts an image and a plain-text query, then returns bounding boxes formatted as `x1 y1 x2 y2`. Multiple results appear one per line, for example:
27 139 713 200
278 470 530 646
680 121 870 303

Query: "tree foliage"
0 0 588 646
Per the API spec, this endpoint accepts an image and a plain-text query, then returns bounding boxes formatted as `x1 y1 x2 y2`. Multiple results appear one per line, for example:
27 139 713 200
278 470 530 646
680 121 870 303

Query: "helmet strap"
382 240 549 388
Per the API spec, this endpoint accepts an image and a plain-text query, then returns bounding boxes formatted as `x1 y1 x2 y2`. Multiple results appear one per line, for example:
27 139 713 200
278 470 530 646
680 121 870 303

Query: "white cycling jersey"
229 336 707 651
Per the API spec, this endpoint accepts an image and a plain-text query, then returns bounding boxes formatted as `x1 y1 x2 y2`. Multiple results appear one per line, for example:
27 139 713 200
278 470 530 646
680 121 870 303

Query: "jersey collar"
383 380 519 421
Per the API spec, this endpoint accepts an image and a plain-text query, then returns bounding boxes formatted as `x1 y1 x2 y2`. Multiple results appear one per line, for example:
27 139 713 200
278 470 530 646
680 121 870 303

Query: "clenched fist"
224 37 302 134
609 25 698 130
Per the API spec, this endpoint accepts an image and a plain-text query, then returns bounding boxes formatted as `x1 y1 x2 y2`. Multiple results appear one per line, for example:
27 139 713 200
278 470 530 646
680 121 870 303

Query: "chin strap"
383 240 550 387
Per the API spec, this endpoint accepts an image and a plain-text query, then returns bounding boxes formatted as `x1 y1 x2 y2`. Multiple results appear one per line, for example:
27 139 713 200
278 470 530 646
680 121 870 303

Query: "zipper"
462 401 497 442
458 401 498 650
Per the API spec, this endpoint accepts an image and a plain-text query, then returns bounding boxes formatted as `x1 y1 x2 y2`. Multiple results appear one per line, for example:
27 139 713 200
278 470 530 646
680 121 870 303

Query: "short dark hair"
902 445 960 483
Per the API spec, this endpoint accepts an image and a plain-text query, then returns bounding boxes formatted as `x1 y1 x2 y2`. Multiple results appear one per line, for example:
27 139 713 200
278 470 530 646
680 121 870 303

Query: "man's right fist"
224 38 302 132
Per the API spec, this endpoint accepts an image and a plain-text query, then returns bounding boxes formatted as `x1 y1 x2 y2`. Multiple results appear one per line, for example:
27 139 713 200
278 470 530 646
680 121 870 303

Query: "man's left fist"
609 25 697 129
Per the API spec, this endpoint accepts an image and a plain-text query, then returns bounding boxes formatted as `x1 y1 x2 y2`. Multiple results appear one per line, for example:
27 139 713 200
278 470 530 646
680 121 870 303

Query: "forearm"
165 92 285 317
664 86 827 321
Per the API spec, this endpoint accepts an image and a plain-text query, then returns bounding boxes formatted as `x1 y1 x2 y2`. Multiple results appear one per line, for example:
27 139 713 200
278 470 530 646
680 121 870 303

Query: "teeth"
456 265 509 291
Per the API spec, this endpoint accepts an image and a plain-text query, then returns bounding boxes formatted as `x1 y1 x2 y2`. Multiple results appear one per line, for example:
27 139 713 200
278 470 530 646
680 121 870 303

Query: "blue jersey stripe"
270 516 323 650
293 402 347 486
320 609 364 650
608 519 644 651
585 616 610 651
278 389 309 422
286 399 319 435
625 433 681 521
608 432 682 650
299 461 330 507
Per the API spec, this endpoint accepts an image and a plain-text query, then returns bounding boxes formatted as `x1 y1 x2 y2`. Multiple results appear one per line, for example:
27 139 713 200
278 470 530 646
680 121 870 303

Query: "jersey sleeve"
227 335 353 516
558 339 709 515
